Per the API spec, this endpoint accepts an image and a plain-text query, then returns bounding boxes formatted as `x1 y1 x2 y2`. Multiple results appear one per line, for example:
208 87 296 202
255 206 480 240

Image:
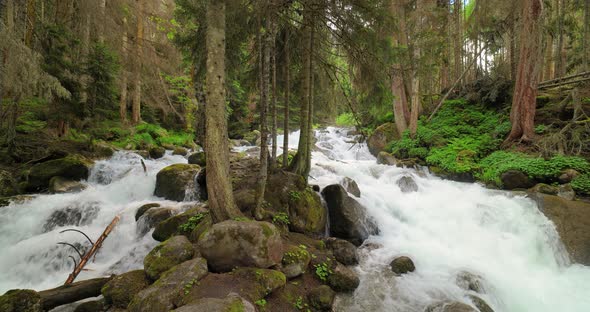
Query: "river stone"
367 123 400 157
173 293 255 312
26 155 92 191
341 177 361 197
48 176 87 193
377 151 398 165
321 184 379 246
327 262 360 292
129 257 208 312
195 168 207 201
73 299 105 312
152 207 208 242
154 164 200 201
43 202 100 232
136 207 174 236
101 270 150 308
173 147 188 156
308 285 336 311
0 170 18 197
558 169 580 184
243 130 261 145
144 235 194 280
500 170 534 190
557 184 575 200
390 256 415 275
397 175 418 193
188 152 206 166
325 237 358 265
0 289 42 312
148 146 165 159
467 295 494 312
198 220 282 272
532 193 590 265
425 301 477 312
135 203 161 221
280 245 312 279
456 271 485 293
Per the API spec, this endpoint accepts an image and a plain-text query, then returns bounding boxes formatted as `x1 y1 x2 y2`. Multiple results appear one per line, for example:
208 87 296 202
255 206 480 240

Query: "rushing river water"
1 128 590 311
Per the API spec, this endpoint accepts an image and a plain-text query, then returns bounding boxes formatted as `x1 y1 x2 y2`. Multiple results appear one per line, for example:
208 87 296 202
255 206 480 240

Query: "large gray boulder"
321 184 379 246
367 123 400 157
327 262 360 292
325 237 358 265
173 293 255 312
48 176 86 194
500 170 534 190
425 301 477 312
101 270 150 308
341 177 361 197
154 164 200 201
26 155 92 191
144 235 195 280
198 220 283 272
129 257 209 312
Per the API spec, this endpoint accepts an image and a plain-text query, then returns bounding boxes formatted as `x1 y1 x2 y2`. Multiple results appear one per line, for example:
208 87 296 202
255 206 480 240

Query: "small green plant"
571 174 590 196
178 213 207 233
272 212 290 225
254 298 267 307
289 190 301 201
233 216 250 221
335 112 355 127
183 278 198 295
535 124 548 134
293 296 305 310
314 260 333 282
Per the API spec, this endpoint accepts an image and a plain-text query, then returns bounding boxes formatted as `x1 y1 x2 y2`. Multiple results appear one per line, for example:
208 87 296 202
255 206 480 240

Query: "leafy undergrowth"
109 123 195 150
385 99 590 194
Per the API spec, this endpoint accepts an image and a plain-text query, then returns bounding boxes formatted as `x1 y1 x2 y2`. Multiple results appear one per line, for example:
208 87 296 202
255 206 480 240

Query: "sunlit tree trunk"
391 0 409 134
205 0 241 223
506 0 544 143
132 0 143 124
119 16 128 122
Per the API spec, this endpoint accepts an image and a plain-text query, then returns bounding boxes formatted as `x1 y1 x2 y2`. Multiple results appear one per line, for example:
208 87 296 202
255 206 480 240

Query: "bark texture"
131 0 143 124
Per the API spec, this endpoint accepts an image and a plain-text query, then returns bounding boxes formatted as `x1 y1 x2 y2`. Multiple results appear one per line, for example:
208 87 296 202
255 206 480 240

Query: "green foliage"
289 191 301 201
183 278 198 295
571 174 590 196
293 296 305 310
272 212 290 226
314 260 333 282
84 42 120 119
477 151 590 185
254 299 267 307
178 213 207 233
335 113 355 127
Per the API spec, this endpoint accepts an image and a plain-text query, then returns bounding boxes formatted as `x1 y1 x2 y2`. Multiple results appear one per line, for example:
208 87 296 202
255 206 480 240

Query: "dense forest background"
0 0 589 193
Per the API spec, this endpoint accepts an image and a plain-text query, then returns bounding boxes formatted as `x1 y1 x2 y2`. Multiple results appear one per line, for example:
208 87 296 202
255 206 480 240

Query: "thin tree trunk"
80 12 91 115
306 21 315 176
555 0 565 77
282 27 290 168
255 4 271 220
132 0 143 124
99 0 106 43
409 0 422 137
205 0 240 223
270 9 278 168
584 0 589 71
453 0 462 83
119 16 128 122
25 0 35 47
506 0 544 143
391 0 409 134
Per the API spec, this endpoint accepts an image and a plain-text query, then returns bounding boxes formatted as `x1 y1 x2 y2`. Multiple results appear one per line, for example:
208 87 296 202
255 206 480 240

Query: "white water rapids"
0 127 589 311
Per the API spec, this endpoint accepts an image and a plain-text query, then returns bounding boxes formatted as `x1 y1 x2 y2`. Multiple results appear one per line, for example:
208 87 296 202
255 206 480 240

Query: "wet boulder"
152 206 208 242
532 194 590 265
377 151 398 166
129 257 208 312
341 177 361 197
397 176 418 193
390 256 415 275
188 152 206 166
174 293 255 312
73 300 105 312
148 146 165 159
321 184 379 246
280 245 312 279
308 285 336 311
367 123 400 157
0 170 18 197
154 164 200 201
136 207 174 236
91 142 116 158
43 202 100 232
455 271 485 293
144 235 195 281
325 237 358 265
558 169 580 184
467 295 494 312
135 203 161 221
48 176 86 194
101 270 150 308
26 155 92 191
425 301 477 312
0 289 42 312
327 262 360 292
172 147 188 156
500 170 534 190
198 220 282 272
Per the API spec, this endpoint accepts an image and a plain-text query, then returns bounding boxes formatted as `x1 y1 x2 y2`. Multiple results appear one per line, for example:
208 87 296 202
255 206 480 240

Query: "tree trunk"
505 0 544 143
282 27 290 168
205 0 241 223
306 22 315 176
25 0 35 47
289 1 313 179
99 0 106 43
131 0 143 125
270 12 278 169
391 0 409 135
409 0 422 137
453 0 462 83
255 4 271 220
39 277 112 311
119 16 128 122
555 0 565 78
584 0 589 71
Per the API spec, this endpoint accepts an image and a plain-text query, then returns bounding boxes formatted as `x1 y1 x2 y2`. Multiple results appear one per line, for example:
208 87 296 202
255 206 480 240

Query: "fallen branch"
538 76 590 89
64 215 120 285
39 277 113 311
538 71 590 86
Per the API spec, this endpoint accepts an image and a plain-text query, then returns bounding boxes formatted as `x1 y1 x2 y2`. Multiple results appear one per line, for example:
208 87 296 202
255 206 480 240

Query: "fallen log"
39 276 113 311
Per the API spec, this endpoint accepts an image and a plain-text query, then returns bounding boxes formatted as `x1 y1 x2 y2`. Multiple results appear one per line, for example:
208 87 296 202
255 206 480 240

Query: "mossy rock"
326 263 360 292
390 256 415 275
135 203 161 221
188 152 206 166
243 130 261 145
0 170 18 197
152 206 208 242
173 293 255 312
26 155 92 191
91 142 116 158
280 245 311 279
48 176 87 193
0 289 42 312
102 270 150 308
149 146 166 159
425 301 478 312
73 299 105 312
173 147 188 156
367 122 400 157
144 236 195 280
154 164 200 201
188 213 213 243
307 285 335 311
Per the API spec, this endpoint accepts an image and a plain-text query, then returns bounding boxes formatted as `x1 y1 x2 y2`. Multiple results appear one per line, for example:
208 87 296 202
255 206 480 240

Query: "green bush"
157 131 194 147
335 112 355 127
571 174 590 196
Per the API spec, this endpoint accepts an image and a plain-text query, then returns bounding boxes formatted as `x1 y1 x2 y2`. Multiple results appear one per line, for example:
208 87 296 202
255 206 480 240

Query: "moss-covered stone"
390 256 415 275
152 206 208 242
188 152 206 166
467 295 495 312
144 236 195 280
136 207 174 236
48 176 87 193
149 146 166 159
26 155 92 191
135 203 161 221
326 263 360 292
307 285 335 311
0 289 42 312
280 245 311 279
367 122 400 157
154 164 200 201
425 301 478 312
173 147 188 156
189 213 213 243
0 170 18 197
102 270 150 308
73 299 105 312
174 293 255 312
92 142 116 158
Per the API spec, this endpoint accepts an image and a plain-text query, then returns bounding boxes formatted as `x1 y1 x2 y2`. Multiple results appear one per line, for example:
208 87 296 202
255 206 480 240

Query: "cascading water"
0 151 194 293
305 127 590 312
